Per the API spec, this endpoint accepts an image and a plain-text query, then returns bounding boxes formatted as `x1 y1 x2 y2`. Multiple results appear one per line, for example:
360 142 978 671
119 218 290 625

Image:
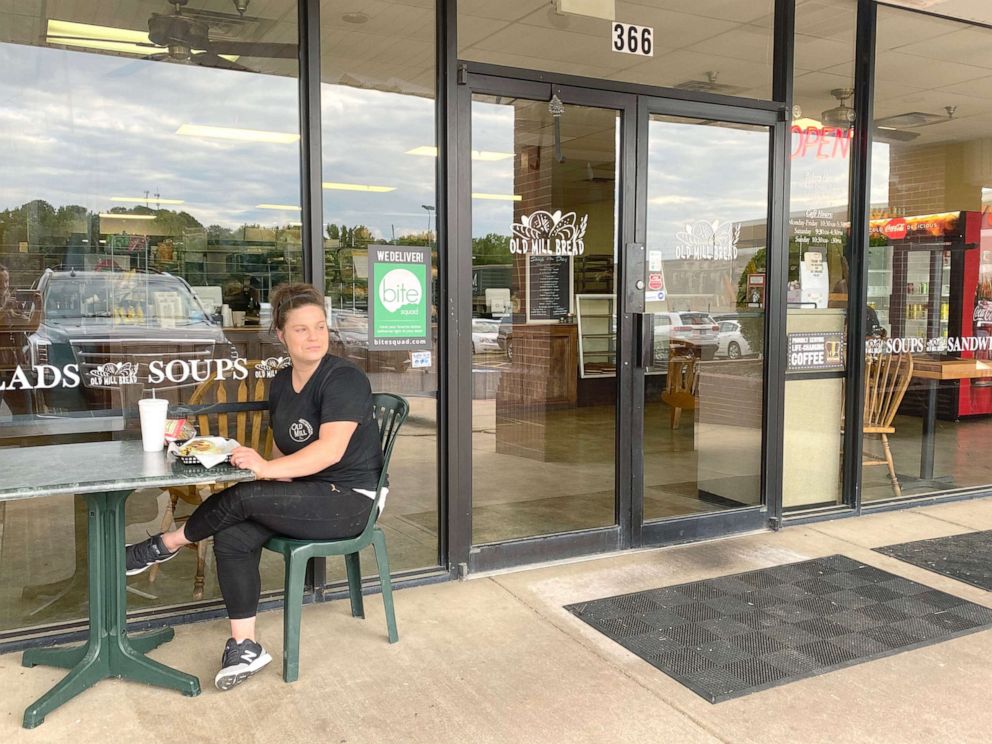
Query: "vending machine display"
867 210 992 418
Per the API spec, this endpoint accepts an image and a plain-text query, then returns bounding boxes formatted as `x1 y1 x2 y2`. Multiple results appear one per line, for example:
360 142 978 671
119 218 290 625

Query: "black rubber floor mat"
874 530 992 591
565 554 992 702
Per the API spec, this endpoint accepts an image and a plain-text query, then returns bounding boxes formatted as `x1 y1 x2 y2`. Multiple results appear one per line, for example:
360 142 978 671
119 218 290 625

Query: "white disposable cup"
138 398 169 452
232 311 246 327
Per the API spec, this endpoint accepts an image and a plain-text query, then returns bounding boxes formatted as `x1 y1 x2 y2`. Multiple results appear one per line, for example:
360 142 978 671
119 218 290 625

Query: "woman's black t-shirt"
269 354 383 490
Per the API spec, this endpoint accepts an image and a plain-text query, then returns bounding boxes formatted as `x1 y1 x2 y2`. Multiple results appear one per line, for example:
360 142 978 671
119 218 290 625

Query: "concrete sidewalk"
4 498 992 743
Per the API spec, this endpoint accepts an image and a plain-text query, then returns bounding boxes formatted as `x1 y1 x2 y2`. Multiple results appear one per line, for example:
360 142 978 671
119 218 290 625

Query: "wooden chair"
263 392 408 683
661 354 699 429
863 352 914 497
147 363 274 598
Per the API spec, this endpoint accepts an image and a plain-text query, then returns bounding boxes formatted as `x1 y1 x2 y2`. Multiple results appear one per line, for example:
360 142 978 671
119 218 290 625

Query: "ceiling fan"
47 0 296 72
819 88 956 143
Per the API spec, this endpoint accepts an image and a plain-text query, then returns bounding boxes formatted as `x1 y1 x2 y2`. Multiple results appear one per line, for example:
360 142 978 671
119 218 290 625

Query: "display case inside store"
575 294 616 378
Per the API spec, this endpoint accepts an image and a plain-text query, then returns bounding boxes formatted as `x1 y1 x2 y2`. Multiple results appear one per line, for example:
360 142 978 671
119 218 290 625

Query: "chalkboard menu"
528 255 571 321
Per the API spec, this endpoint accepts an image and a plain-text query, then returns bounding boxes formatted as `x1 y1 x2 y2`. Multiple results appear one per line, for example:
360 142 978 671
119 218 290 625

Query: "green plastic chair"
263 392 409 682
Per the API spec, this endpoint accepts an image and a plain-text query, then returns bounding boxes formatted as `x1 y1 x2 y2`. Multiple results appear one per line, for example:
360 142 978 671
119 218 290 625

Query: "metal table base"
21 490 200 728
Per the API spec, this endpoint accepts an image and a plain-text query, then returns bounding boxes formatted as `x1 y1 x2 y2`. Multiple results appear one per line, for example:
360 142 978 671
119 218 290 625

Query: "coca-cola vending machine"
868 210 992 419
959 214 992 414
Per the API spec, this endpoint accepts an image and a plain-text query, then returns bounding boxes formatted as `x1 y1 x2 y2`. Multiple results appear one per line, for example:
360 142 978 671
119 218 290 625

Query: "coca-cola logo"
974 300 992 324
882 218 907 240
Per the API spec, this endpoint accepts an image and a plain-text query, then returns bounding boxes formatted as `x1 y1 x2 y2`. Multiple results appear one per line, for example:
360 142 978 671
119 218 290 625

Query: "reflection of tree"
0 200 94 248
472 233 511 265
103 206 203 234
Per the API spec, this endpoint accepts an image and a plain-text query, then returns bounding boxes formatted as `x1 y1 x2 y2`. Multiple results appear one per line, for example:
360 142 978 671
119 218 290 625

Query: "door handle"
635 313 655 368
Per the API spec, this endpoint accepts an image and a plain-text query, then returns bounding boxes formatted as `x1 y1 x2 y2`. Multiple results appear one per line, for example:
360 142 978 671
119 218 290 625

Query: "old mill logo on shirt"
290 418 314 442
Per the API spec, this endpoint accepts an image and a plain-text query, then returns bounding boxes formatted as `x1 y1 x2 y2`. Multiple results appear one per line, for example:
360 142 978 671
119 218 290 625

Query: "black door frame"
451 62 789 573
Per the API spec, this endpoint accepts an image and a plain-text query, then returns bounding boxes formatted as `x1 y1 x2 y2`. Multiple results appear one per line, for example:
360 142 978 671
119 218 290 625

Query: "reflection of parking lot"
471 349 510 370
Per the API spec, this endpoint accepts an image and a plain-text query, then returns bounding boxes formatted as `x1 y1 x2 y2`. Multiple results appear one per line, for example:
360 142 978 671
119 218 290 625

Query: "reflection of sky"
470 101 515 238
0 44 301 228
647 120 769 258
321 85 437 241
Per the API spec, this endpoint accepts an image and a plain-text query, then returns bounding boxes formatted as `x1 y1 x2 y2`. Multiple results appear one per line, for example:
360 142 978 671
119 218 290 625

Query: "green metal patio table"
0 440 254 728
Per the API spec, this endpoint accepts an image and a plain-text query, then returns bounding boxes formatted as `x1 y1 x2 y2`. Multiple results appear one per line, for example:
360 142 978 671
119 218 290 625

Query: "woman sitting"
126 283 384 690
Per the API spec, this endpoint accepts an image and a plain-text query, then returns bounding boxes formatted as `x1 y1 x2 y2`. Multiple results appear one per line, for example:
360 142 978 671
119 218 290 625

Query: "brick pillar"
496 100 558 461
887 143 981 214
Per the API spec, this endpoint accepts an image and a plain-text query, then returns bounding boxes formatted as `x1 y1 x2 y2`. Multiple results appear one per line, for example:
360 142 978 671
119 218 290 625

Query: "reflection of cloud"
649 195 698 206
0 42 439 240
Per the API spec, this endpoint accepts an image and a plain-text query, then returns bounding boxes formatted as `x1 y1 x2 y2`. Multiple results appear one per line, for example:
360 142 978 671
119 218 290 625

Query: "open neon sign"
791 126 853 160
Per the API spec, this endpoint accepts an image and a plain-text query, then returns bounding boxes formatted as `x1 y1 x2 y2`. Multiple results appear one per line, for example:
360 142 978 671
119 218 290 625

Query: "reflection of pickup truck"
28 268 236 411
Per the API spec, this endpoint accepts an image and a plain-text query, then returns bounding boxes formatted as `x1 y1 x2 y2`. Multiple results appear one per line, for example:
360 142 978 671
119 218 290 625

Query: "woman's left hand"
230 446 272 479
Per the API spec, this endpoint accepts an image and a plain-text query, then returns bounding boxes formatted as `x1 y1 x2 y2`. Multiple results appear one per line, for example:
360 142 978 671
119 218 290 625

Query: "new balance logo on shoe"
215 638 272 691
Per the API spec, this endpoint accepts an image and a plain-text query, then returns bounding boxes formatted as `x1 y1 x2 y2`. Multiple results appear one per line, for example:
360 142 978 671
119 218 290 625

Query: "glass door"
463 76 635 569
634 101 775 544
459 79 780 569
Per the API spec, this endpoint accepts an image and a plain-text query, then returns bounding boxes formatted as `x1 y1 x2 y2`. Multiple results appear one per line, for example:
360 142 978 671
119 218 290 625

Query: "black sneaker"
214 638 272 691
125 534 179 576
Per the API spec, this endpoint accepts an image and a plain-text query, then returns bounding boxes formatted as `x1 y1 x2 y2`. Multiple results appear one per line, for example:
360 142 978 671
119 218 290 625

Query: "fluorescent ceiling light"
472 193 522 201
473 150 514 162
48 19 148 44
110 196 184 205
322 182 396 193
46 20 238 61
99 213 154 220
177 124 300 144
406 146 438 157
555 0 616 21
406 146 513 161
256 203 302 210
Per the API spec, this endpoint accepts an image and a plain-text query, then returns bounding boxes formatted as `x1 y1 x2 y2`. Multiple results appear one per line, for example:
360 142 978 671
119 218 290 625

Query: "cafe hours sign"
369 244 432 350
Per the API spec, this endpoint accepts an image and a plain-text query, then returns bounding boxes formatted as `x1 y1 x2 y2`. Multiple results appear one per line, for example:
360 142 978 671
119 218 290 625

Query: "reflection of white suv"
716 320 752 359
653 311 719 362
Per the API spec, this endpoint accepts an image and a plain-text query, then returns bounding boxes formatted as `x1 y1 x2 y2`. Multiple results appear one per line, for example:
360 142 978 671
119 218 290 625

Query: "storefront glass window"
0 1 301 632
319 1 440 568
864 7 992 501
783 0 856 511
458 0 775 100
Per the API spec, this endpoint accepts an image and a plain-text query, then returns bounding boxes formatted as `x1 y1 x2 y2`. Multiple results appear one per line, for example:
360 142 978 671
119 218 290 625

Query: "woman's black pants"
183 479 373 620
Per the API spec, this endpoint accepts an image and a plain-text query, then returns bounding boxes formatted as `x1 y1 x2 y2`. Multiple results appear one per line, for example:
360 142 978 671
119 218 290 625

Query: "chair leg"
193 538 208 601
281 552 308 683
881 434 902 497
371 530 398 644
345 552 365 619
